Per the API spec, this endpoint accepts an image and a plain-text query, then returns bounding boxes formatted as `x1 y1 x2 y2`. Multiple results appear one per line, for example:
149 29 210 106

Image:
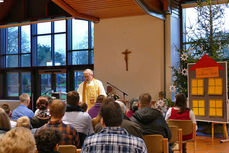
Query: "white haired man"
11 93 34 120
77 69 106 110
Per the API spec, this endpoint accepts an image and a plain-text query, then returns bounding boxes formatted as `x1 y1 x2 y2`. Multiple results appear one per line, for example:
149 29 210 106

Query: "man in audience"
131 93 172 151
39 99 80 147
1 104 16 128
77 69 107 110
94 99 143 138
35 128 61 153
11 93 34 120
81 98 147 152
62 91 94 147
0 127 35 153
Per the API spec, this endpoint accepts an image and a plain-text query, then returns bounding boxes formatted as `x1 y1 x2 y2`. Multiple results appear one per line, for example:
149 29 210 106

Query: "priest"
77 69 107 110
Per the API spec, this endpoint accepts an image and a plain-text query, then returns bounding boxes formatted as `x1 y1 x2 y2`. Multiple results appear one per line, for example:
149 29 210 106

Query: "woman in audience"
0 108 11 139
165 93 196 153
0 127 35 153
35 128 61 153
126 98 139 118
30 96 50 128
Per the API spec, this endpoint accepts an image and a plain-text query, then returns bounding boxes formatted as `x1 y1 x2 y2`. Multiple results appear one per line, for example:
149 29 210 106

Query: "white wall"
94 15 164 100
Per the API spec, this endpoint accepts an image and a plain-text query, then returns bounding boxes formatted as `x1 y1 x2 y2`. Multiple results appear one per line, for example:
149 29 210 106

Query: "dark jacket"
30 116 50 128
131 107 171 140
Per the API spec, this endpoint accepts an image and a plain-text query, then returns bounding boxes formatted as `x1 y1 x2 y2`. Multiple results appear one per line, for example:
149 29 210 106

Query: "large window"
5 25 31 68
7 72 31 97
0 18 94 98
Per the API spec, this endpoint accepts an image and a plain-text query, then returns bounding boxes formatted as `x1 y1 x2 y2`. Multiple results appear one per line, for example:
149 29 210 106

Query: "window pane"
56 73 66 93
21 73 31 96
6 55 18 67
91 22 94 48
21 54 31 67
90 50 94 64
55 34 66 66
72 51 88 65
74 71 84 90
37 22 51 34
37 36 51 66
7 73 19 97
55 20 66 33
40 74 52 96
7 27 18 54
21 25 31 53
72 19 88 50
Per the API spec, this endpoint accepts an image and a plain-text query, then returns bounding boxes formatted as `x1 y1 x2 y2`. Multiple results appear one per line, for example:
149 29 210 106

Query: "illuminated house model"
188 54 229 122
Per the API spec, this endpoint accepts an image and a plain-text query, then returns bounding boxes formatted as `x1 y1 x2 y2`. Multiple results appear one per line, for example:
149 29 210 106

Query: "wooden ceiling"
52 0 170 22
0 0 171 27
58 0 146 19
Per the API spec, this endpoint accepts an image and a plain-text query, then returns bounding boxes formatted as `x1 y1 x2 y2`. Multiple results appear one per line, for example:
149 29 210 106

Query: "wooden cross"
122 49 132 71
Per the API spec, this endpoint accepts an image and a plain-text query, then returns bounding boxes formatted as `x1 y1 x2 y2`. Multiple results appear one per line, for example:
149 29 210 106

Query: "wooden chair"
167 120 196 153
58 145 77 153
168 125 183 153
143 134 169 153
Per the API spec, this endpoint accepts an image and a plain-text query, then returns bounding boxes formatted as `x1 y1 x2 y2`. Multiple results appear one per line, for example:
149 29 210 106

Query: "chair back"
167 120 193 135
58 145 77 153
143 134 168 153
168 125 183 153
169 126 179 143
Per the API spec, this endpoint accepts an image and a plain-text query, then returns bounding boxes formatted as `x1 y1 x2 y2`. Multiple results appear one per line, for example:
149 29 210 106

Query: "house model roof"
189 54 224 71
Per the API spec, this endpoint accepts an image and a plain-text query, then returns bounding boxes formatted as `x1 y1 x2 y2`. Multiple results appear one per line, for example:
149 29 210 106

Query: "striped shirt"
81 127 147 153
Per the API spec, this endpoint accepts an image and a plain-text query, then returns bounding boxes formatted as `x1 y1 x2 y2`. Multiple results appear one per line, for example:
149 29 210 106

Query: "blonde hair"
0 127 35 153
19 93 30 103
49 99 66 118
16 116 30 129
0 108 11 130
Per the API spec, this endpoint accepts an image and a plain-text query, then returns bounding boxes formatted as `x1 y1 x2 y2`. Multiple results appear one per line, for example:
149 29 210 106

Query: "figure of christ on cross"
122 49 132 71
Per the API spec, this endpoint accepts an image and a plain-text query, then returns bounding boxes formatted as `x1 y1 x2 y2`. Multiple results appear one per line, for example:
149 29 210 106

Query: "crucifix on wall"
122 49 132 71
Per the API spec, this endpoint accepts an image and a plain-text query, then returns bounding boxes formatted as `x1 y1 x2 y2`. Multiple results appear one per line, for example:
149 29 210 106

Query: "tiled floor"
185 136 229 153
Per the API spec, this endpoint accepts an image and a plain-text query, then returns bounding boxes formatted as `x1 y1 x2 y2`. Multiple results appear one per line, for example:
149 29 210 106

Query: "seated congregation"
0 91 196 153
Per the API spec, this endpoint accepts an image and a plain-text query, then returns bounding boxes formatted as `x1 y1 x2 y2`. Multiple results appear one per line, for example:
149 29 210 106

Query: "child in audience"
16 116 31 129
155 91 168 117
1 104 16 128
165 93 196 153
35 128 61 153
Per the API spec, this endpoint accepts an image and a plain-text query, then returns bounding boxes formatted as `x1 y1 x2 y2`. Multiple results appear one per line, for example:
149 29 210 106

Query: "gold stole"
82 79 100 110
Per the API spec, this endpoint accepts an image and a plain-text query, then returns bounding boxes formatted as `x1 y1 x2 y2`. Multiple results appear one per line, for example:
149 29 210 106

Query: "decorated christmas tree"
171 0 229 97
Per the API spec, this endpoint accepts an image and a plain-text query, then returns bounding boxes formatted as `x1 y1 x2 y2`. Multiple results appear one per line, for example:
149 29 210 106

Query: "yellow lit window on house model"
208 78 222 95
192 99 205 116
209 99 223 117
191 79 204 95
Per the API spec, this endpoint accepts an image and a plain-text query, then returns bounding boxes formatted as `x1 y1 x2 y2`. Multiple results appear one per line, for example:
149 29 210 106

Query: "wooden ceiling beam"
52 0 99 22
